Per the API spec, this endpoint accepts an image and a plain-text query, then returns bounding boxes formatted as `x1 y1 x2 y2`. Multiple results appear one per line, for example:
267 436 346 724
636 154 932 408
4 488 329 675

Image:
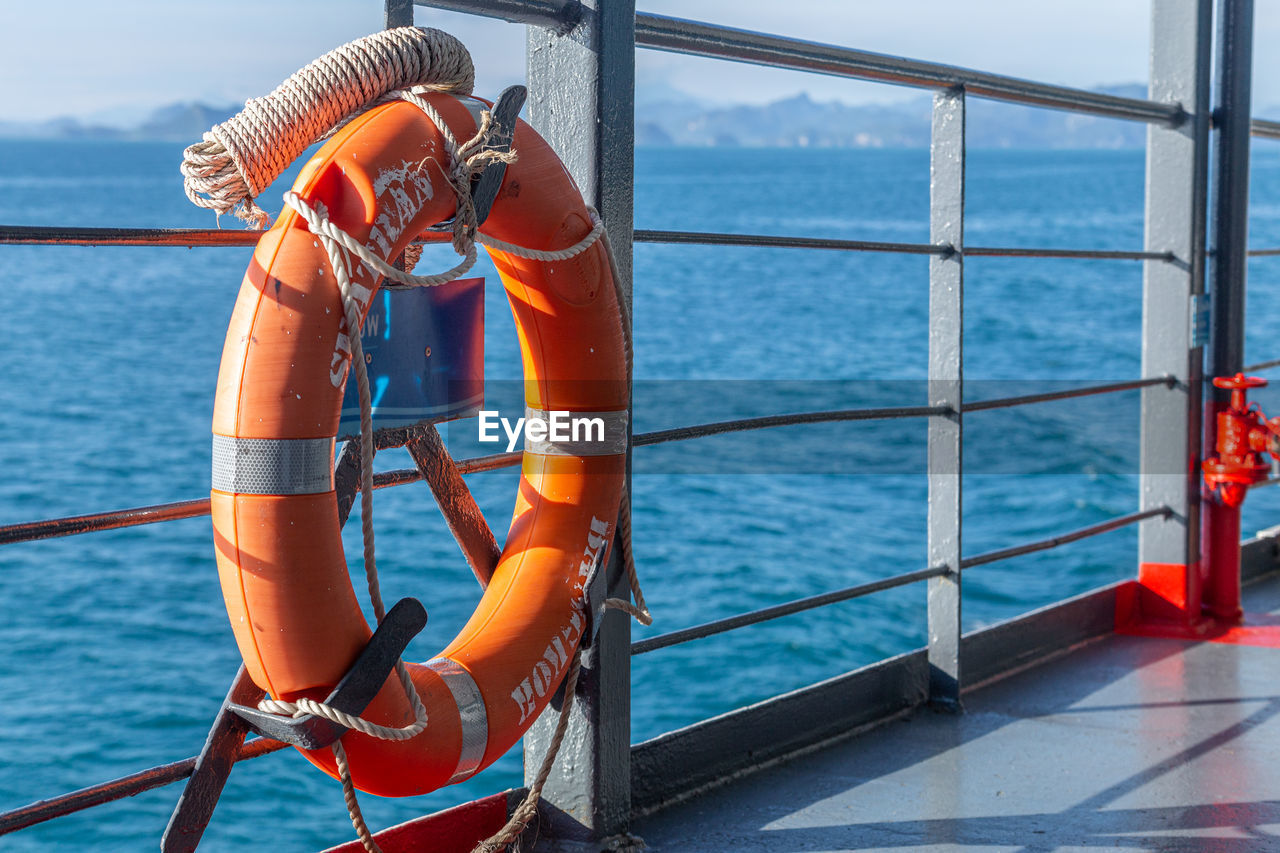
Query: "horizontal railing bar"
0 226 258 247
0 390 1161 547
410 2 1280 132
0 499 211 545
635 229 944 255
962 376 1175 413
415 0 581 31
0 466 418 546
381 406 946 482
964 246 1175 261
455 450 522 474
9 223 1169 262
635 229 1171 261
0 225 454 248
961 506 1172 570
632 406 950 446
377 406 946 484
0 510 1168 831
1251 118 1280 139
1247 248 1280 257
0 406 944 545
630 564 947 655
0 738 284 836
634 13 1184 125
1242 358 1280 372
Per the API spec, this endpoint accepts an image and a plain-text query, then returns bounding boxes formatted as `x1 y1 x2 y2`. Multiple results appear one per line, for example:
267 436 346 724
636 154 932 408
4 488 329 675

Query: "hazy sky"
4 1 1280 122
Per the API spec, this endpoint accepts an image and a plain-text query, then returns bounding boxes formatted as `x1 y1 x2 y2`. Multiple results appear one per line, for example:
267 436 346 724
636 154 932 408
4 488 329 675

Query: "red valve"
1212 374 1268 388
1214 373 1268 416
1203 373 1275 508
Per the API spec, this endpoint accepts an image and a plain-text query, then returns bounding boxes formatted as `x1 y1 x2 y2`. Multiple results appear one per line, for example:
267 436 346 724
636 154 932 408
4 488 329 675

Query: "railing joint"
555 0 583 35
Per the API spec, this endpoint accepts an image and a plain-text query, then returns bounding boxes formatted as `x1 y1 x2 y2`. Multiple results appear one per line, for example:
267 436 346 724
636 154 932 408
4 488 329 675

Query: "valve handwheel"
1212 373 1267 390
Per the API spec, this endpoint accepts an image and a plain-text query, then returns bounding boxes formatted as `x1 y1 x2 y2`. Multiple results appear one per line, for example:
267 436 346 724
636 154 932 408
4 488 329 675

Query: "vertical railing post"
525 0 636 843
1135 0 1212 627
1203 0 1254 624
384 0 413 28
927 86 964 711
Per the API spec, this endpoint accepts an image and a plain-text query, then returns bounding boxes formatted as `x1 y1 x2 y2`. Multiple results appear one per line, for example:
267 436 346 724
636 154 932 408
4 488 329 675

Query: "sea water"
4 141 1280 849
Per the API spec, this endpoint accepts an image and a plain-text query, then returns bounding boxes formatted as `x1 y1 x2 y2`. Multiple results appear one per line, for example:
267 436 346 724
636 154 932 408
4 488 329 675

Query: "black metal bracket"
227 597 428 751
425 85 527 236
471 85 526 227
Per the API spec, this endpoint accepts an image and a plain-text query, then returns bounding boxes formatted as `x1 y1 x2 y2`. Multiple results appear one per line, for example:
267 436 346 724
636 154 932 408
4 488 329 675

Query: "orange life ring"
209 92 627 796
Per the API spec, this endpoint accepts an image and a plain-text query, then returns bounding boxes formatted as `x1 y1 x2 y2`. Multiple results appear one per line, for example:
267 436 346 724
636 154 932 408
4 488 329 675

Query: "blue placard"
338 277 484 439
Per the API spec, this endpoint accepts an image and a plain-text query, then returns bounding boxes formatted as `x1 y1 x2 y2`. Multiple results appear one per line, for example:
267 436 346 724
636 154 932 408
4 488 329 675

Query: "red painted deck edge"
320 790 511 853
1116 566 1280 647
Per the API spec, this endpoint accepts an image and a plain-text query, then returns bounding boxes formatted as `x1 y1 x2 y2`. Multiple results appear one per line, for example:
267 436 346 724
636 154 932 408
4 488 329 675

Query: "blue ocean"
4 140 1280 850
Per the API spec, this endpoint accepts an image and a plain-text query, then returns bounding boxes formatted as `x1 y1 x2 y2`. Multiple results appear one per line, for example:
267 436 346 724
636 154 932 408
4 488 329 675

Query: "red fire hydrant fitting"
1202 373 1278 508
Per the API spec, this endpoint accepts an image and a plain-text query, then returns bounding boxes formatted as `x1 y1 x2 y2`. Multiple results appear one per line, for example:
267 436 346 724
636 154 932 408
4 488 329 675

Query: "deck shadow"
637 576 1280 851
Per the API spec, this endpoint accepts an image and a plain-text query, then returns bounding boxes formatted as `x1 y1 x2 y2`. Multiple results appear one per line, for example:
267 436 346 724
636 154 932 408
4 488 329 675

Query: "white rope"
478 216 605 261
285 193 479 287
260 83 606 853
467 212 650 853
284 193 607 289
333 740 382 853
259 690 425 740
470 609 647 853
254 168 431 852
190 29 647 848
181 27 474 227
597 224 652 629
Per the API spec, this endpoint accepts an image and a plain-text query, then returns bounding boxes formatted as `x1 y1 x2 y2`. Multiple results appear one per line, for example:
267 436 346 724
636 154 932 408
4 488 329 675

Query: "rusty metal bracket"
227 597 428 751
161 667 264 853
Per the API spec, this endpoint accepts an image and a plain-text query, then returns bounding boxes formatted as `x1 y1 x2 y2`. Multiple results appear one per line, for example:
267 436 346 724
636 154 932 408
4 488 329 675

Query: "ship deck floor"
634 573 1280 852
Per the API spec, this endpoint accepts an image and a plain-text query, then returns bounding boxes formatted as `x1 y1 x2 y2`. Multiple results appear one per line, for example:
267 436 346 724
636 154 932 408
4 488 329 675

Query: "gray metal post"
525 0 636 844
385 0 413 29
1136 0 1212 615
927 87 964 711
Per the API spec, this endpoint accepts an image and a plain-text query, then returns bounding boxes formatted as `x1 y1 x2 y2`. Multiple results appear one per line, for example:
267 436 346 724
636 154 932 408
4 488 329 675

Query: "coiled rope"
184 26 650 853
181 27 474 228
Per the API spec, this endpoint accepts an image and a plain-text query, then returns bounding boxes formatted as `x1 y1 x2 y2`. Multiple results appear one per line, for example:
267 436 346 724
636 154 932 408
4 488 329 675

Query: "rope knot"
393 93 520 268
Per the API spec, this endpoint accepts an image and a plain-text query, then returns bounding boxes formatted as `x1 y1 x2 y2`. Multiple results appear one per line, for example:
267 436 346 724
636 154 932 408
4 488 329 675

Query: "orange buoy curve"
210 92 627 797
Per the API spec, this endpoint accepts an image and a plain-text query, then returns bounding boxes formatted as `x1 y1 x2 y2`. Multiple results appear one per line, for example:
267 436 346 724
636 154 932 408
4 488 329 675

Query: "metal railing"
0 378 1169 548
2 0 1276 847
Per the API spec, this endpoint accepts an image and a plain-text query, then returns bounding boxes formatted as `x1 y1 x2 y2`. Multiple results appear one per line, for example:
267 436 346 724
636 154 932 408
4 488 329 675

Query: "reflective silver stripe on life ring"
426 657 489 783
211 435 335 495
523 408 629 456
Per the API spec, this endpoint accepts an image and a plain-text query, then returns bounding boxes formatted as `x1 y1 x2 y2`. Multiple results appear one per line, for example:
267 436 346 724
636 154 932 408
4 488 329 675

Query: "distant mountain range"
5 85 1277 149
0 102 239 143
636 84 1152 149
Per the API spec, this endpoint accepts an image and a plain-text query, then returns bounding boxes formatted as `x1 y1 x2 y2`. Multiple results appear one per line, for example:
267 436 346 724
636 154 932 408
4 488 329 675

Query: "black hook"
227 597 428 751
